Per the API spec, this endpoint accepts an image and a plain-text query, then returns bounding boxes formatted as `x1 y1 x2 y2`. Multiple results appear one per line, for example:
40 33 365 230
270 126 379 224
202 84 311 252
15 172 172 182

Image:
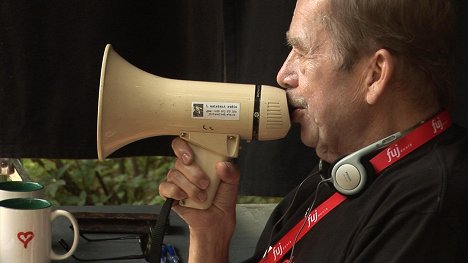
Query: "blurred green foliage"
22 157 175 206
21 158 281 206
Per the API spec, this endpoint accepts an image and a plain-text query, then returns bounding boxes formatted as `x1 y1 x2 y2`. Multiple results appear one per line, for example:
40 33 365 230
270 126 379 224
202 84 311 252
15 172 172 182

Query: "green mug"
0 181 44 201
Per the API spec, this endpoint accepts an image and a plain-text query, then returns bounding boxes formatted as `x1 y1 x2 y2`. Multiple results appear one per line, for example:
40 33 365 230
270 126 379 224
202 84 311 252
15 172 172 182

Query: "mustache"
287 95 308 109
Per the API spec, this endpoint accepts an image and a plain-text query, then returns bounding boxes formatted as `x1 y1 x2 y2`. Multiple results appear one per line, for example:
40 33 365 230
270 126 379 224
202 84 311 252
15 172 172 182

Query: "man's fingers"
159 180 188 201
216 161 240 185
173 158 210 190
166 168 207 202
171 138 193 165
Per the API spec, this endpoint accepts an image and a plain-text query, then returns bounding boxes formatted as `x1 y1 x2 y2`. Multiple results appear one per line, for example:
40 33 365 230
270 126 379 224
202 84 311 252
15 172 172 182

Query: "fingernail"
182 153 190 164
197 192 207 202
199 179 209 189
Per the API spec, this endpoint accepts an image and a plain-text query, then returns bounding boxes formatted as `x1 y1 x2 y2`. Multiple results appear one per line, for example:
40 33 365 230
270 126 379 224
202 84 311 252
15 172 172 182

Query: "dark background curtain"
0 0 225 159
1 0 467 196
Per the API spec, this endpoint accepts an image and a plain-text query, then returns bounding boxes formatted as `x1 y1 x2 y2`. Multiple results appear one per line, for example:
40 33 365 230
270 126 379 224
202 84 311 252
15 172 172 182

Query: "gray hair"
323 0 456 109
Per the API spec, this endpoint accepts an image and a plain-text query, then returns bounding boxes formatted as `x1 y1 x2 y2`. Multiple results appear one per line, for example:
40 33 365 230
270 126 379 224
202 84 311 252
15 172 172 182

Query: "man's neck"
319 105 441 163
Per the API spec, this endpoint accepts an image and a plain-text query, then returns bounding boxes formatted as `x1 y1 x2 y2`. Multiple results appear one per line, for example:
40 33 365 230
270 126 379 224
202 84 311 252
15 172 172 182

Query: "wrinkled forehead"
292 0 329 24
288 0 330 49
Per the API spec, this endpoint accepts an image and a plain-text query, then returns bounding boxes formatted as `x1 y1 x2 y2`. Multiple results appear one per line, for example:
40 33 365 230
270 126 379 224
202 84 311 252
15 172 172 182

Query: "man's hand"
159 137 240 262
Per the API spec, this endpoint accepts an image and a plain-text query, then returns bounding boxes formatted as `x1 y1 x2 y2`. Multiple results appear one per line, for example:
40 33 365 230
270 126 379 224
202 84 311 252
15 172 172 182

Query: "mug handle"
50 209 80 260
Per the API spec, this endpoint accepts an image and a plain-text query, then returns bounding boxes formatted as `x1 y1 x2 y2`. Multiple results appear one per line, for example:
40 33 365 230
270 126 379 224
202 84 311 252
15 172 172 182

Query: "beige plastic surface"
178 133 239 209
97 44 291 209
178 143 227 209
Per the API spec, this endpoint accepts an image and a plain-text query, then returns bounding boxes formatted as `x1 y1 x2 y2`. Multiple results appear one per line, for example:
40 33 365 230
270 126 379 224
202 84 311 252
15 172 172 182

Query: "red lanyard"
261 111 452 263
261 192 347 263
370 110 452 173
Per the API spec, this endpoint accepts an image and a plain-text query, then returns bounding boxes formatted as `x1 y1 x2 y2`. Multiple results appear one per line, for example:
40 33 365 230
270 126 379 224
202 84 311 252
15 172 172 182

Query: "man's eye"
293 48 305 57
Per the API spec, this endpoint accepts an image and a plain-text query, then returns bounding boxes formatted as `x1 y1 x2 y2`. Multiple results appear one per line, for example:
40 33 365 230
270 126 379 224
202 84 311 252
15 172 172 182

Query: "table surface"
51 204 276 263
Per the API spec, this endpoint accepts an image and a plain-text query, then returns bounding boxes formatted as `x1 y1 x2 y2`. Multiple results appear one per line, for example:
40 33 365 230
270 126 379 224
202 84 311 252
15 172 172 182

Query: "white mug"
0 198 79 263
0 181 44 201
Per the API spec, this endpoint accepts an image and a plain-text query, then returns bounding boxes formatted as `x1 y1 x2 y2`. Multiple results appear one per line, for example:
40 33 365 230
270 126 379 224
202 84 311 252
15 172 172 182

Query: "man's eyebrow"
286 31 309 52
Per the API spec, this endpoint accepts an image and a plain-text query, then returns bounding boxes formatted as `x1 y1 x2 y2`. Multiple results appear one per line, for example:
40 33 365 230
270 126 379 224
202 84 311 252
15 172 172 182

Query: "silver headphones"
329 131 405 195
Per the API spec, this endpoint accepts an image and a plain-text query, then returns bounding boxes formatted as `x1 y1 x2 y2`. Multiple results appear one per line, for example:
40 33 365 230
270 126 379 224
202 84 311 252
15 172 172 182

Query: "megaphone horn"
97 44 290 209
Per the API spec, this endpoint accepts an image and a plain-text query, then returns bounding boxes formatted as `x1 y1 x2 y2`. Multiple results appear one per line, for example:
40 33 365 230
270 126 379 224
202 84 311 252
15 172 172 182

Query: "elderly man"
159 0 468 262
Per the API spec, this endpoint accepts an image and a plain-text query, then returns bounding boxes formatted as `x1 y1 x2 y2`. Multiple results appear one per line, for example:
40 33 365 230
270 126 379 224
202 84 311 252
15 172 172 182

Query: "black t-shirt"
243 124 468 263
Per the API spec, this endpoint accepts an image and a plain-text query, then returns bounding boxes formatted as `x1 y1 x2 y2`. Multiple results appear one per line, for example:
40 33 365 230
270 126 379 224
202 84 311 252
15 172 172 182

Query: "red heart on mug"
17 231 34 248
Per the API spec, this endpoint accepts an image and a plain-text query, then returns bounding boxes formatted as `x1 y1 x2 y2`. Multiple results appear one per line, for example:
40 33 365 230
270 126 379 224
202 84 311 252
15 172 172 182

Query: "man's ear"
365 49 395 105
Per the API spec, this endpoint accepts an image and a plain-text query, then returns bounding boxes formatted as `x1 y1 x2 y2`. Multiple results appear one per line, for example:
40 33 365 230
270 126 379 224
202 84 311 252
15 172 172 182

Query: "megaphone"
97 44 290 209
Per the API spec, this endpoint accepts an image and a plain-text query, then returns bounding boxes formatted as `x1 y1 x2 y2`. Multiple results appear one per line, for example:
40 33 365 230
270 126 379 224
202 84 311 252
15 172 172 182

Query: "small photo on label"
193 103 204 118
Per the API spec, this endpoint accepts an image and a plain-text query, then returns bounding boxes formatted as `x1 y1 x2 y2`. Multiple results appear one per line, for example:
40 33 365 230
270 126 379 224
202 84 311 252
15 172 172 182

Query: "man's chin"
299 131 318 149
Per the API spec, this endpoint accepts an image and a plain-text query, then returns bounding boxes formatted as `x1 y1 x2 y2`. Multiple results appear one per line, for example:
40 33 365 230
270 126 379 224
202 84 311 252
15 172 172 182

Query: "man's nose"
276 51 298 89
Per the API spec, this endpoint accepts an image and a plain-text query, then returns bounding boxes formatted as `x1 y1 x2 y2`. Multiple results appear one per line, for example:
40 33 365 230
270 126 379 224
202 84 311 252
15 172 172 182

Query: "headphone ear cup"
328 130 405 195
329 155 367 196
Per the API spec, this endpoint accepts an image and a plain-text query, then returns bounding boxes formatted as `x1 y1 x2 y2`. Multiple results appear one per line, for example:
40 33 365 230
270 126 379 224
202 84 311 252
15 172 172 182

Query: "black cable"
260 170 319 261
149 197 174 263
288 178 330 262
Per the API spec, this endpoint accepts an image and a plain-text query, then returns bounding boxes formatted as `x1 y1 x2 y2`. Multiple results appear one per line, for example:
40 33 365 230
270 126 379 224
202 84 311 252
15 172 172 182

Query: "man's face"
277 0 371 161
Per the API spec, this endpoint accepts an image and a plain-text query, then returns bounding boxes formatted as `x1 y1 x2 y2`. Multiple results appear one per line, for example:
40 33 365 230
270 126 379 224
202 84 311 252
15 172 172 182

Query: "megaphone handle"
178 142 229 210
